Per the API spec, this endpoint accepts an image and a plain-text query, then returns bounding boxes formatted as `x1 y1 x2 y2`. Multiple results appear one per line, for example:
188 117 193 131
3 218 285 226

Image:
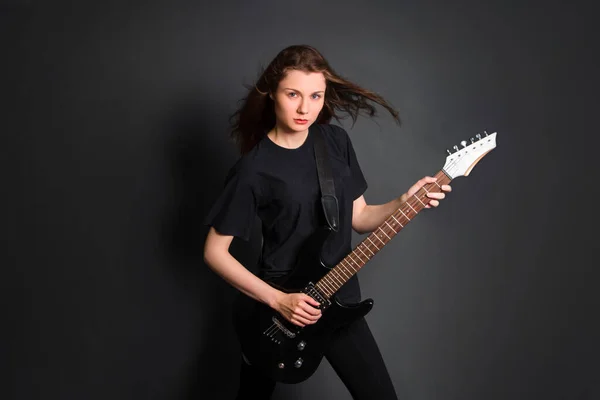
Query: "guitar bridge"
272 316 296 338
263 315 298 344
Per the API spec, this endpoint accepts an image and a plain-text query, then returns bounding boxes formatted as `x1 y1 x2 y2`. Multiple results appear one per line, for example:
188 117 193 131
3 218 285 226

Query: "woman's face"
271 69 326 134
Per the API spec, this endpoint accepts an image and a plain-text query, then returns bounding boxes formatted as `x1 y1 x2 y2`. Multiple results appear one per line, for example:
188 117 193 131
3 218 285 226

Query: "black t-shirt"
204 123 368 302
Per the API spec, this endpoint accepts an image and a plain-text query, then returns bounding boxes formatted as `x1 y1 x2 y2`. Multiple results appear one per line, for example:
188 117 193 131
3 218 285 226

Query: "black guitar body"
232 226 374 384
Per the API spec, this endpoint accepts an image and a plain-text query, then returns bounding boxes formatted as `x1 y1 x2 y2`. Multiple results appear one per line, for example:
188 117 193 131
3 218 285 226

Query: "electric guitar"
233 132 498 384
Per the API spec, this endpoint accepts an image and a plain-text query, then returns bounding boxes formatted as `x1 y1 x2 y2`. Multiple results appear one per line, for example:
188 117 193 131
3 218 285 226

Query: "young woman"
203 45 451 400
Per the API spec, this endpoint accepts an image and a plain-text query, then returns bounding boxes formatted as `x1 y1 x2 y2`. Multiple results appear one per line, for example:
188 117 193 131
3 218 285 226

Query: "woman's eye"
311 94 321 99
288 92 297 98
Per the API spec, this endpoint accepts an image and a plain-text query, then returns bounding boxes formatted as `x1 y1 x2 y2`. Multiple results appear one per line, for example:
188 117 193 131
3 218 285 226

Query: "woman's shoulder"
224 148 260 184
317 123 349 140
315 123 351 156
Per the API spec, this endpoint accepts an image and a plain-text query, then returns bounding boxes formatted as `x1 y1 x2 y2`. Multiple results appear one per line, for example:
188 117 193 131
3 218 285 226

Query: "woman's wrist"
265 287 284 309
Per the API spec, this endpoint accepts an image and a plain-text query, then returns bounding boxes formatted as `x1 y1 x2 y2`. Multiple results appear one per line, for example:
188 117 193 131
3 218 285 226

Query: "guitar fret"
373 233 386 246
331 270 344 286
317 282 331 297
322 279 335 294
346 254 361 269
391 215 404 227
315 282 323 295
399 209 410 221
339 267 350 281
415 196 425 206
366 236 380 250
361 243 375 256
321 280 333 296
340 262 353 276
337 266 350 279
349 252 364 268
378 227 391 241
342 259 356 274
350 250 365 265
321 282 332 297
324 283 335 296
356 246 370 260
328 274 340 289
407 202 417 213
384 220 397 234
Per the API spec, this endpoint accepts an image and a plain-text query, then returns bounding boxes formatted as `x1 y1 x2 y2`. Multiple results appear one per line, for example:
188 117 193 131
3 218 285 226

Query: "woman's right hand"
273 292 322 327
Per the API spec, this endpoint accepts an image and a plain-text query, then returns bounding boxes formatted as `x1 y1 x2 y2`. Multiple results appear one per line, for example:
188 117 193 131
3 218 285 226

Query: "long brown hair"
229 44 401 154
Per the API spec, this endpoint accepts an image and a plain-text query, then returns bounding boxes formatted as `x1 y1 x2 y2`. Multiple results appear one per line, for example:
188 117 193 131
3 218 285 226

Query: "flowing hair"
229 44 401 154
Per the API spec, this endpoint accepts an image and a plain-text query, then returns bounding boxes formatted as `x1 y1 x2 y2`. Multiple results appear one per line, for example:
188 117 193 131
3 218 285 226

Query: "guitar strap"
313 125 340 232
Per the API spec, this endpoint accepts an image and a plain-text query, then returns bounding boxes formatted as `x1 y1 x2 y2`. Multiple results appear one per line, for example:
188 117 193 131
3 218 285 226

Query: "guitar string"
316 155 463 297
328 139 493 289
271 149 477 334
270 180 448 335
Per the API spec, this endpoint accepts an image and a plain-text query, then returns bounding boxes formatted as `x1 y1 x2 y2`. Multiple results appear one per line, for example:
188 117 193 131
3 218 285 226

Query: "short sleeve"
343 130 368 200
203 161 257 241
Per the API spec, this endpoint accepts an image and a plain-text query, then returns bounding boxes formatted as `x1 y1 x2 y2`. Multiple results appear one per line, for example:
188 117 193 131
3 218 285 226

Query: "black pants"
235 317 398 400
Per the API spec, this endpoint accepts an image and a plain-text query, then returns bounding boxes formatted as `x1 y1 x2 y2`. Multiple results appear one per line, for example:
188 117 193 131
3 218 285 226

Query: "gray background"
2 0 597 399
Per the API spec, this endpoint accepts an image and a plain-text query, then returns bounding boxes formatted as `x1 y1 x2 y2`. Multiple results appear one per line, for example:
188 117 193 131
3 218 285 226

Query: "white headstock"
443 131 497 179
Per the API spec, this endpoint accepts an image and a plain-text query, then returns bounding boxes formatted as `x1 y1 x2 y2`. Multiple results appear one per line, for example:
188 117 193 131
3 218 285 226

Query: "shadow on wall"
160 100 262 399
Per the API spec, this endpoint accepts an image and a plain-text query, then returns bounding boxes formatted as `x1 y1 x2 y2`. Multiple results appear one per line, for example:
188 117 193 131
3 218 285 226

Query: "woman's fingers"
300 302 322 317
290 307 320 326
428 200 439 207
290 315 313 327
281 294 322 327
425 183 451 207
301 294 321 308
427 192 445 199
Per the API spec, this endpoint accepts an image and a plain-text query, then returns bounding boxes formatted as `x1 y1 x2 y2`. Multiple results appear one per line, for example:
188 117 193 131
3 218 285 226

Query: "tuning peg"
460 140 467 147
470 137 475 144
484 130 489 136
453 145 459 152
446 149 452 155
476 133 481 140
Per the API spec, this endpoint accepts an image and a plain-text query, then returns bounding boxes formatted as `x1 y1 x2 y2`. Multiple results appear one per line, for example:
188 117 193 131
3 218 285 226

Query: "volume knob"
297 341 306 351
294 358 303 368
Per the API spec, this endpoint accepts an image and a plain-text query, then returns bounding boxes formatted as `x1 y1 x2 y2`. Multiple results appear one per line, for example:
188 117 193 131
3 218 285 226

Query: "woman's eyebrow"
283 87 325 94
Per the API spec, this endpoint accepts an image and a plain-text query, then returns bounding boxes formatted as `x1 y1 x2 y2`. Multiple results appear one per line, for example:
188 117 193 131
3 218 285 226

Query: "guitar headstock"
443 131 497 179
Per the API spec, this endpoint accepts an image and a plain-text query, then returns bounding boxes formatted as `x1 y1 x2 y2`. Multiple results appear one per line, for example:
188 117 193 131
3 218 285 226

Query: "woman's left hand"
403 176 452 208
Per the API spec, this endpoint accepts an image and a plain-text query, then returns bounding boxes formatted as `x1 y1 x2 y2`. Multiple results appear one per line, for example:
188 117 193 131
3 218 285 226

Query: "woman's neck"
267 125 309 149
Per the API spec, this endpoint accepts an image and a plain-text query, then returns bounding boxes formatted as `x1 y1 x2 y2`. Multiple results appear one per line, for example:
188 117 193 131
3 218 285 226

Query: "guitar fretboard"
314 170 451 299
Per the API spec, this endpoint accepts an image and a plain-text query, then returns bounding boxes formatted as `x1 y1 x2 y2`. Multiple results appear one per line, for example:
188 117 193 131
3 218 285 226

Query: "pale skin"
204 70 452 327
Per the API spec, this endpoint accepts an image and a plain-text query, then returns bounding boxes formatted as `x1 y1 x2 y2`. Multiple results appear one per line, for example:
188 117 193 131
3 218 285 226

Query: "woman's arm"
352 176 452 234
203 227 321 327
352 195 403 235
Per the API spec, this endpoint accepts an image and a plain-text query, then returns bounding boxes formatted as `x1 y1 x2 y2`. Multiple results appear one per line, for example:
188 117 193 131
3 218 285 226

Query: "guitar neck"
315 170 452 300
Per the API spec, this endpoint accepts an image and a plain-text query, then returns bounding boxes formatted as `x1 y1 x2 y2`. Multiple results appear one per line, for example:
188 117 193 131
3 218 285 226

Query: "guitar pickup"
303 282 331 311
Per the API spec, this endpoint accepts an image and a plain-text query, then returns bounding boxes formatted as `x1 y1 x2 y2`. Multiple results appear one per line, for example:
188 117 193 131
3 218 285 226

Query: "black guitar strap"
313 125 340 232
